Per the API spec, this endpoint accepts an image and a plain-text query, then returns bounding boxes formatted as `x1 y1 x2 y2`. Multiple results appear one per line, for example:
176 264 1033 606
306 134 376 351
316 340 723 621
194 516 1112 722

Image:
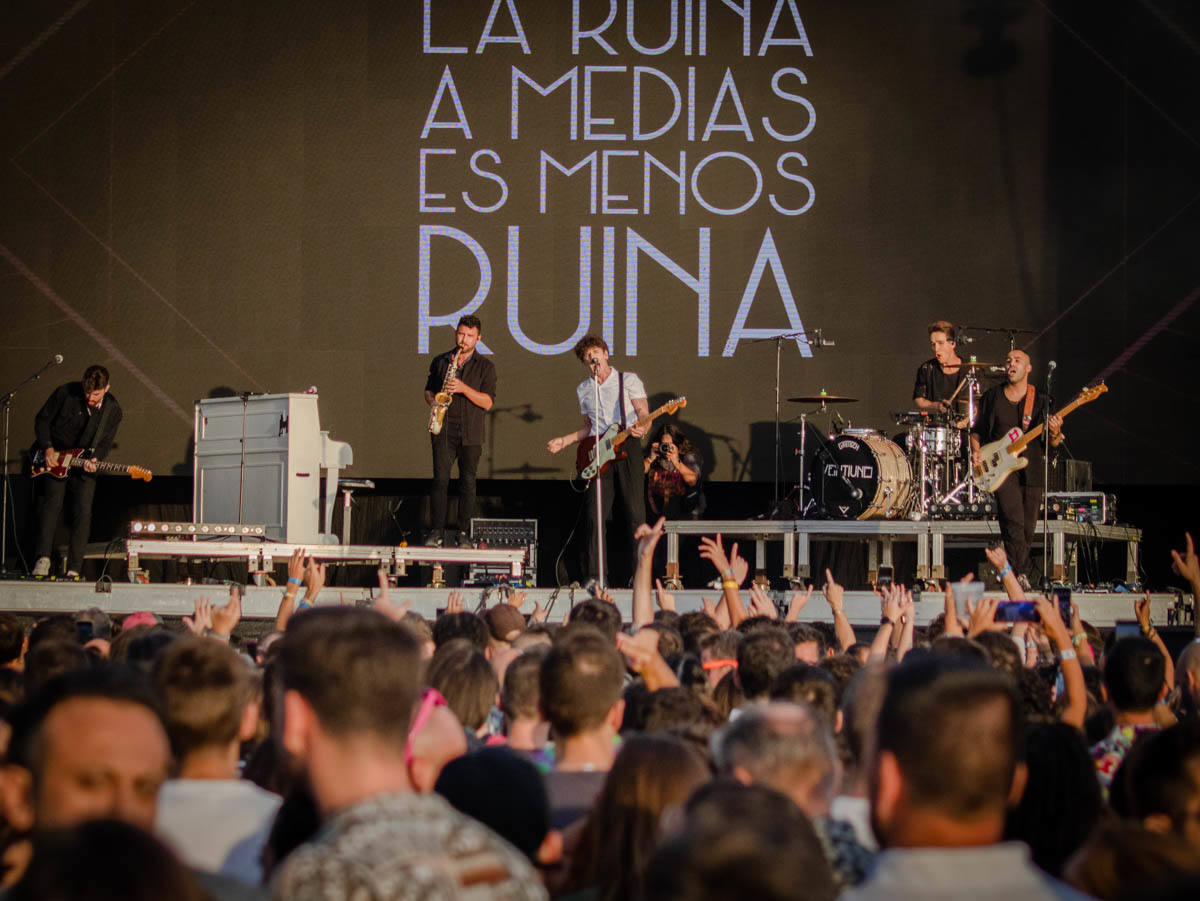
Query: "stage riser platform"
0 582 1189 630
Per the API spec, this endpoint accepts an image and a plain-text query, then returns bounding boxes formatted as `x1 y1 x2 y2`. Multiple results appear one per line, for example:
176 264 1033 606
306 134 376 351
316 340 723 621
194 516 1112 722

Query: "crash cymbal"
787 393 858 404
961 360 1002 370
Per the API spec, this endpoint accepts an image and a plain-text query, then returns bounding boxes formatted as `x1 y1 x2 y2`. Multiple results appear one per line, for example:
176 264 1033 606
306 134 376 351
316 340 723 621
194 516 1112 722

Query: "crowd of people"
0 525 1198 900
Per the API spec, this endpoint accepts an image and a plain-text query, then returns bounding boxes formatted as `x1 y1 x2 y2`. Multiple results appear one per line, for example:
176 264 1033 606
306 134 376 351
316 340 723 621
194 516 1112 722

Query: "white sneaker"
32 557 50 577
65 570 80 580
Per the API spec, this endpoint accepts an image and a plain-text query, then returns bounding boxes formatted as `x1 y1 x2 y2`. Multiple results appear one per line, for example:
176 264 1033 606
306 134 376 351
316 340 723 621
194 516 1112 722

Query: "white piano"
193 393 353 545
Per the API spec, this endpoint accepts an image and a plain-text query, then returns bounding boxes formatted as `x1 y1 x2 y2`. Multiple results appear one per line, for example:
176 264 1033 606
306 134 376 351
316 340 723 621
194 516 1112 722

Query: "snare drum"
819 434 913 520
907 424 961 458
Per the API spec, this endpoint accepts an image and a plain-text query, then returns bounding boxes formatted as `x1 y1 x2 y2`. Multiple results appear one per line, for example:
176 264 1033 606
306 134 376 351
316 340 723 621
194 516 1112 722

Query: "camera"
650 443 661 454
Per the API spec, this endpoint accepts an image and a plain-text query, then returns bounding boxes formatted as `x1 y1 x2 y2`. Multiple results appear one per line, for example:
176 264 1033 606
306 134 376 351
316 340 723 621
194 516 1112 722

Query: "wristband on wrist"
1057 648 1076 662
721 568 734 579
880 616 895 626
287 576 302 586
722 580 738 589
1072 632 1087 646
998 563 1013 579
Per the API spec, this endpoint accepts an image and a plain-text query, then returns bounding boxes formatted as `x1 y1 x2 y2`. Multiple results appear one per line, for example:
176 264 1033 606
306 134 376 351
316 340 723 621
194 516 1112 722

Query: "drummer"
912 320 966 418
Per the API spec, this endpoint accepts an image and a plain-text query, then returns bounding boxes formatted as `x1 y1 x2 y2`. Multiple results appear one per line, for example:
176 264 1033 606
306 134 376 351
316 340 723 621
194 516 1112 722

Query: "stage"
0 577 1189 631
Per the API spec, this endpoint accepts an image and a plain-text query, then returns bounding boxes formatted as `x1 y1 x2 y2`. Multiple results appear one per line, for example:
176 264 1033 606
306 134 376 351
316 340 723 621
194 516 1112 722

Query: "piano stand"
338 478 376 545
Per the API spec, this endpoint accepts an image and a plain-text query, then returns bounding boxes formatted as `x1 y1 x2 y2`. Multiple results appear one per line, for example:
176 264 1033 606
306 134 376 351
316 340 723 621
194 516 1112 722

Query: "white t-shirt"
155 778 282 884
576 370 647 433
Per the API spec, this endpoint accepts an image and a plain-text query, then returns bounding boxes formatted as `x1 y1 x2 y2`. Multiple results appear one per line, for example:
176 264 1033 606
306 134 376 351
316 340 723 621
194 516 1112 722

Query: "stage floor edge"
0 581 1190 629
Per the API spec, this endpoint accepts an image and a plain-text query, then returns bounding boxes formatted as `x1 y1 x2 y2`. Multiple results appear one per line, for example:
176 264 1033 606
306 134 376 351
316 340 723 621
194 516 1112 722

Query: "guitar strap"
1021 385 1036 431
81 399 115 457
617 371 626 429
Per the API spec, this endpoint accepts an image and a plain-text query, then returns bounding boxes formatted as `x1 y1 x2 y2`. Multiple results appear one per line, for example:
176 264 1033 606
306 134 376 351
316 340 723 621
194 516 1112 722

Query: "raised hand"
1135 592 1152 632
748 583 779 619
822 569 844 613
729 542 749 586
880 584 902 624
654 578 676 612
592 583 616 605
1034 595 1071 648
446 589 466 614
304 557 327 602
966 593 1004 638
374 569 409 622
635 516 667 560
287 548 306 584
211 586 242 639
183 598 213 635
786 584 813 622
699 534 733 577
1171 532 1199 586
984 544 1008 572
531 599 549 623
506 590 529 611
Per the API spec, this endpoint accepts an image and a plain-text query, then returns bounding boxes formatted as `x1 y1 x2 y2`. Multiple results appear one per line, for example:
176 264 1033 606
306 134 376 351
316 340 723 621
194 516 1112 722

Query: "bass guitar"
30 447 152 482
576 397 687 480
972 382 1106 492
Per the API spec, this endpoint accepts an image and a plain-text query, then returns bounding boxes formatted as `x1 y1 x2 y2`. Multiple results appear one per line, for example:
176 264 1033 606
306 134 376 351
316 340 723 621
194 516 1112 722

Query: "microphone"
1046 360 1056 391
53 354 64 365
810 330 835 348
1047 360 1057 372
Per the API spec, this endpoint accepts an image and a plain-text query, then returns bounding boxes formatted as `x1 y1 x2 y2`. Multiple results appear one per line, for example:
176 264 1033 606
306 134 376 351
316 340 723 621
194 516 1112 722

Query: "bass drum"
820 434 913 520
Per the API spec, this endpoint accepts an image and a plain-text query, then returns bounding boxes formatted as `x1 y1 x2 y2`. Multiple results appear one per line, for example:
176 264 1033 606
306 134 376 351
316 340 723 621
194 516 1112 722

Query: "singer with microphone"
969 349 1063 588
546 334 649 584
912 320 967 415
30 364 122 578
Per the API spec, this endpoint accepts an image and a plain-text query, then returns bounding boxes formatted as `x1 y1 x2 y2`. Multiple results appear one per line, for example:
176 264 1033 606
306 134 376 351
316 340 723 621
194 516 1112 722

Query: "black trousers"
430 419 481 533
582 443 646 585
34 473 97 572
993 471 1043 579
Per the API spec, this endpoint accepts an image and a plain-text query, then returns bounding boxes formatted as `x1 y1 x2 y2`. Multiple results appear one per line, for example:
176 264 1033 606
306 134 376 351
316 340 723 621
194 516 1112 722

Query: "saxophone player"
423 315 496 546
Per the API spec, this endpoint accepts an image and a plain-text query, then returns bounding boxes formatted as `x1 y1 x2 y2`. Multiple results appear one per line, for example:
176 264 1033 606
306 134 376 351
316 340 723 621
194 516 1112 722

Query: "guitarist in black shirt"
30 365 122 578
969 350 1062 586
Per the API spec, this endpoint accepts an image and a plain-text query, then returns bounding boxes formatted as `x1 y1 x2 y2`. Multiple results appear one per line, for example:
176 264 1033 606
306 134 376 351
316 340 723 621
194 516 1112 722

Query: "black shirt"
971 383 1048 484
424 350 497 446
34 382 122 459
912 358 965 405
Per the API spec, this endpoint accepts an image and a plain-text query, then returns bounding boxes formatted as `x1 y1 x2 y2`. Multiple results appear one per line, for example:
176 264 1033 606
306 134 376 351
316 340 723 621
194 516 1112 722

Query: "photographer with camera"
644 424 705 521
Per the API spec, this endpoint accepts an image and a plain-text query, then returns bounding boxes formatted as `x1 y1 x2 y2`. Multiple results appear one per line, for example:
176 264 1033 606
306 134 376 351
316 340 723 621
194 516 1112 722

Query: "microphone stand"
1 358 62 574
750 329 828 518
590 366 605 591
1040 365 1054 589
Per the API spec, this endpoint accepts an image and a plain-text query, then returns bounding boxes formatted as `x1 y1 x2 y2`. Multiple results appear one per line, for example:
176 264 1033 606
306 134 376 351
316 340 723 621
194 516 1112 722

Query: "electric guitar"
972 382 1106 492
29 446 152 482
576 397 687 479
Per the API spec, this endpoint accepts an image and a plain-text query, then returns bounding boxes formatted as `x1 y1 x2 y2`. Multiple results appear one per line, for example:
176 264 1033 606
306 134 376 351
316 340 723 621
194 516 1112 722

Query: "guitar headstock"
129 466 153 482
663 396 687 414
1079 382 1107 403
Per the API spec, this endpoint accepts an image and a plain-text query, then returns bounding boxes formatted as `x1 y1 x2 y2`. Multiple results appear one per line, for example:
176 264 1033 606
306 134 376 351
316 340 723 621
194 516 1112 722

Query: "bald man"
970 349 1063 586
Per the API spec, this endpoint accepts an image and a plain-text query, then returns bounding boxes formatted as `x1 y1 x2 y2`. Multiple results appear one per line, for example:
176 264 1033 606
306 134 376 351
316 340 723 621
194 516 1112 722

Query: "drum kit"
789 362 1002 521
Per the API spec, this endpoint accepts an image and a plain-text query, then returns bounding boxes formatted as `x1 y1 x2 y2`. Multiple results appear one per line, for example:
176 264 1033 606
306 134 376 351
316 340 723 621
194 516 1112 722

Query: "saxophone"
428 349 461 435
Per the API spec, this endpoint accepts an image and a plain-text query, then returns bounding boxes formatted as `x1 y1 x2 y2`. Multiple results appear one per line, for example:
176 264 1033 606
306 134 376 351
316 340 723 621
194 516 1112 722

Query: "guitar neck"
613 403 675 445
70 458 129 475
1008 392 1091 454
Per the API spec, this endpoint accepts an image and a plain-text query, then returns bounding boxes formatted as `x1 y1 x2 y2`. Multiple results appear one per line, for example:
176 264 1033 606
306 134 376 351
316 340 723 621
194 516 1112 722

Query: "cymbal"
787 393 858 404
961 361 1001 370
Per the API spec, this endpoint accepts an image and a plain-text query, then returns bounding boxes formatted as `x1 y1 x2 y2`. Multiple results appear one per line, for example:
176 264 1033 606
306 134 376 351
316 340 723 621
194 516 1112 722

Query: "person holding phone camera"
644 424 705 520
